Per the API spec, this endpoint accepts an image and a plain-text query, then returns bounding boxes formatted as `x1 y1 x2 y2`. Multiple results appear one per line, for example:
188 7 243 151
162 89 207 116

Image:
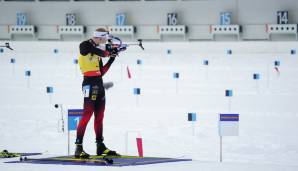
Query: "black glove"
105 44 112 52
106 44 118 57
110 47 119 58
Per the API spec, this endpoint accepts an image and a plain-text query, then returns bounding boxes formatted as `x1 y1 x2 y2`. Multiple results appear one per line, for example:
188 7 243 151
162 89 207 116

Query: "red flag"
136 137 143 157
274 66 280 73
274 67 280 77
127 66 131 79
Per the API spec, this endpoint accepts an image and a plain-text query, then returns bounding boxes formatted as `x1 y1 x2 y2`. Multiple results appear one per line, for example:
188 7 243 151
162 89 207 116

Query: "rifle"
107 36 144 54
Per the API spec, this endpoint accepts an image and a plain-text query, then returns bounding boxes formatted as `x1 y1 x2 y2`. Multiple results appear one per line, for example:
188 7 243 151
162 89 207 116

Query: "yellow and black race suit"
78 39 115 77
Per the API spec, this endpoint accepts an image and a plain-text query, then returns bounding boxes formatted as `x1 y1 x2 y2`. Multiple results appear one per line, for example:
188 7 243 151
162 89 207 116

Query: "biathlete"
75 28 124 158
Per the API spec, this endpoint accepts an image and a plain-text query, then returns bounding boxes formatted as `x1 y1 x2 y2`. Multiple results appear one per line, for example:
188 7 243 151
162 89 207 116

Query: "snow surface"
0 41 298 171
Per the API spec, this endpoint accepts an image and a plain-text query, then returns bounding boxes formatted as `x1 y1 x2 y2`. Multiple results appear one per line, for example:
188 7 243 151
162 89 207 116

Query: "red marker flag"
127 66 132 79
274 67 280 77
136 137 143 157
274 66 280 73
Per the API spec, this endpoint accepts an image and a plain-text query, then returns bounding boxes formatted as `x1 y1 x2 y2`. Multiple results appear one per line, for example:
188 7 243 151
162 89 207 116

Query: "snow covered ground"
0 41 298 171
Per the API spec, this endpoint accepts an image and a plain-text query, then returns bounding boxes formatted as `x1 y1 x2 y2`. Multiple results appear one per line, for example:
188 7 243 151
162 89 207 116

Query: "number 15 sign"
68 109 83 131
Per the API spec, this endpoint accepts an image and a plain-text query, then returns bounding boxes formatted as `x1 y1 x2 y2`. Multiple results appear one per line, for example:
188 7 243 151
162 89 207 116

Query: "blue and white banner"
253 73 260 80
219 114 239 136
173 72 179 79
225 90 233 97
133 88 141 95
10 58 16 64
46 86 54 93
188 113 197 122
68 109 83 131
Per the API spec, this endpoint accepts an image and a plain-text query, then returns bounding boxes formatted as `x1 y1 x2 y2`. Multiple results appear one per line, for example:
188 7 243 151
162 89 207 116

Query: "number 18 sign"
68 109 83 131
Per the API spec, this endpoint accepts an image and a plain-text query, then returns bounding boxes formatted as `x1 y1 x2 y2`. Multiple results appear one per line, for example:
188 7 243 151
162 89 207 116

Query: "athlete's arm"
80 41 110 57
100 57 115 76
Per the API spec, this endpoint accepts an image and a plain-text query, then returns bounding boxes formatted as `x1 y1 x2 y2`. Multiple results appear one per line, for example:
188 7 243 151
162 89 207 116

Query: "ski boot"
74 144 90 159
96 139 120 156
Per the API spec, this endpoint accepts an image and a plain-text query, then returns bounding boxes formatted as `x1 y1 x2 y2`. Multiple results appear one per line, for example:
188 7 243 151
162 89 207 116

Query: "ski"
0 150 42 159
6 154 191 166
60 154 125 165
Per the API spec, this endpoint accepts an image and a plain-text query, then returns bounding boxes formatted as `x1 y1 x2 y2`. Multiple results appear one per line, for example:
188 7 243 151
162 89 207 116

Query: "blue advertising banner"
220 114 239 121
68 109 83 131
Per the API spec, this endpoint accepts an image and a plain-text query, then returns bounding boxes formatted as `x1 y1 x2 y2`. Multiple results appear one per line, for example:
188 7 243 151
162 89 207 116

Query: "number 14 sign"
68 109 83 131
277 11 288 24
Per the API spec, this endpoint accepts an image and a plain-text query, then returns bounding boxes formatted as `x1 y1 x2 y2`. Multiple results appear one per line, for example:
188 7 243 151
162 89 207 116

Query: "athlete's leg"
76 98 94 144
94 95 118 156
94 96 105 141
